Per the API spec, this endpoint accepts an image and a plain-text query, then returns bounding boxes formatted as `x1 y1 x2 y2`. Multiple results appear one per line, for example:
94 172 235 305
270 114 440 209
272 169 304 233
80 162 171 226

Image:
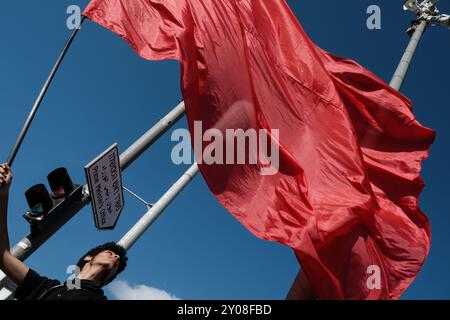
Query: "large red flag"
84 0 435 299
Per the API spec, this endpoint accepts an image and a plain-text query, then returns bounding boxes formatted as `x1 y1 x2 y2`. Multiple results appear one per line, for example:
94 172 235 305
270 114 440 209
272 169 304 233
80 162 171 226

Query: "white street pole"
118 163 199 251
0 102 187 299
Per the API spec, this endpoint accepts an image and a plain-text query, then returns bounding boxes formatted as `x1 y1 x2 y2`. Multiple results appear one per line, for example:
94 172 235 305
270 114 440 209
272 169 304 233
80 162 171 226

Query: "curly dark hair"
76 242 128 286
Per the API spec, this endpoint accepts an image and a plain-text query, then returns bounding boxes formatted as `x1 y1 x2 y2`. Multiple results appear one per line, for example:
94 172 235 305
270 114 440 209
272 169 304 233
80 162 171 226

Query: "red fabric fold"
84 0 435 299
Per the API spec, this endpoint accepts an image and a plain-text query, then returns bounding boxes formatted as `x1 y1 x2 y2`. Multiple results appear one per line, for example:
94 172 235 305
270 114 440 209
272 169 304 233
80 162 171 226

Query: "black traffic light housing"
23 168 83 235
47 168 75 199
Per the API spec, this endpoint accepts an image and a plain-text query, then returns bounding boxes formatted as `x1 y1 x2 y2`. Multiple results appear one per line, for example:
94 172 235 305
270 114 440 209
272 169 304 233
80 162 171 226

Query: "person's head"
76 242 128 287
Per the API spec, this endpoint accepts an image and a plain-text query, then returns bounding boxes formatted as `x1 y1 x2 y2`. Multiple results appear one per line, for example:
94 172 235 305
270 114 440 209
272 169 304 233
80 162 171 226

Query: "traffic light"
25 184 53 217
47 167 75 199
23 167 83 234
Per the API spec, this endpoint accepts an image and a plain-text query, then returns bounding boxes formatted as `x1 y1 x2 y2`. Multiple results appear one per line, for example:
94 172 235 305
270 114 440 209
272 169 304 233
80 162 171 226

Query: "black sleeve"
14 269 60 300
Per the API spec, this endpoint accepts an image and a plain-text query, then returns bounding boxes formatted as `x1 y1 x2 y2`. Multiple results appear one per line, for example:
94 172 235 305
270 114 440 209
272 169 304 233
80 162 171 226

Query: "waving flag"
84 0 435 299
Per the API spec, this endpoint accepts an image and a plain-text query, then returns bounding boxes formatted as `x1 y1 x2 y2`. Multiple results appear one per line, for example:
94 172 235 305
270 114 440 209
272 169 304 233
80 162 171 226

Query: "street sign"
85 143 124 230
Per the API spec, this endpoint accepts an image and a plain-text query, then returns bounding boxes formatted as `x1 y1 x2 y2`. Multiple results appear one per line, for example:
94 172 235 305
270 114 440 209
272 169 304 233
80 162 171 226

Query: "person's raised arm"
0 164 29 286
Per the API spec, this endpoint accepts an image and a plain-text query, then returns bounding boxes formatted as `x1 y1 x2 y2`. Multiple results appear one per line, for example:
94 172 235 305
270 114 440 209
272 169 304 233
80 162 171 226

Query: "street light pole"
391 0 450 90
9 101 186 262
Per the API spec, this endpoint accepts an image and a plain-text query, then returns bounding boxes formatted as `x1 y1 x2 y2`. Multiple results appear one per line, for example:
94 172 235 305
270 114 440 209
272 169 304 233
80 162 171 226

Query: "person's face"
84 250 120 284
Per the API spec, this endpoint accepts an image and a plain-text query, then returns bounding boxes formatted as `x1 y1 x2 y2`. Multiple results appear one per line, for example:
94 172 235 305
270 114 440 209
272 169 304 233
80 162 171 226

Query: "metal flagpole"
391 0 450 90
1 16 87 300
5 17 86 168
287 0 450 300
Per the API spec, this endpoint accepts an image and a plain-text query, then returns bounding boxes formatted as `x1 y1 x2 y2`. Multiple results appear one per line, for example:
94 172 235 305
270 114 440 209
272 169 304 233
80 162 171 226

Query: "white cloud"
108 280 180 300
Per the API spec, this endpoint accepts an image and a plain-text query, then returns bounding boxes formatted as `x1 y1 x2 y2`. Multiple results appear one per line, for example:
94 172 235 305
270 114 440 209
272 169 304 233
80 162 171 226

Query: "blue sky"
0 0 449 300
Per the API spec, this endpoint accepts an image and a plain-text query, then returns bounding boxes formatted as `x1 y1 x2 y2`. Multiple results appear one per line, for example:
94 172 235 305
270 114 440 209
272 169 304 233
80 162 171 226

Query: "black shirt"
14 269 108 300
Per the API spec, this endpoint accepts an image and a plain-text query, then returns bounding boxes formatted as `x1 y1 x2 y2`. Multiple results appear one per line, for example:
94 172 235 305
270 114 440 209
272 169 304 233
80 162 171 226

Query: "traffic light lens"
25 184 53 216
